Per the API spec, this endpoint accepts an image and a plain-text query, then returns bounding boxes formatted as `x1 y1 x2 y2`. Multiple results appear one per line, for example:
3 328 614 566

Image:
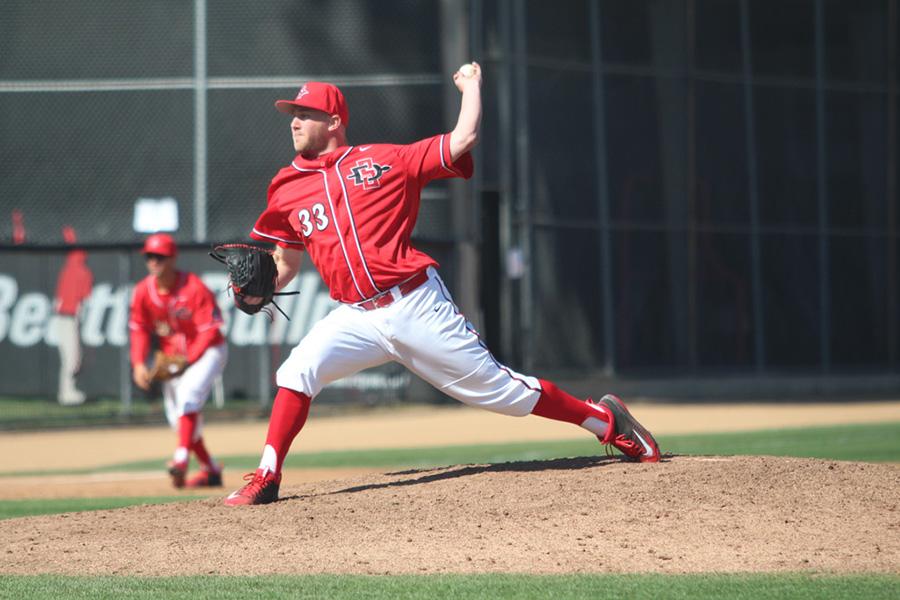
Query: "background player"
53 225 93 406
129 233 228 488
224 63 659 506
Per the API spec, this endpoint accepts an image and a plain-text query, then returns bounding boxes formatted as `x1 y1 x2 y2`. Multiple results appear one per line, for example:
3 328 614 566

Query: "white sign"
133 197 179 233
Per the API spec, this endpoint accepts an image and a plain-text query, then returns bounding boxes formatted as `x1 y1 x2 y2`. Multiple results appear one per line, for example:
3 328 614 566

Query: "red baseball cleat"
589 394 660 463
167 460 187 488
185 464 224 488
223 468 281 506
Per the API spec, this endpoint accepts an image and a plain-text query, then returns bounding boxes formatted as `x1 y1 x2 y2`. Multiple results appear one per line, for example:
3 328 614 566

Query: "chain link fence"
0 0 453 246
2 1 900 430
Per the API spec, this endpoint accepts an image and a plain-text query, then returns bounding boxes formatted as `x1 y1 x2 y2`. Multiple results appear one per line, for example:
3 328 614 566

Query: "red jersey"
250 133 473 303
54 250 93 315
128 271 225 367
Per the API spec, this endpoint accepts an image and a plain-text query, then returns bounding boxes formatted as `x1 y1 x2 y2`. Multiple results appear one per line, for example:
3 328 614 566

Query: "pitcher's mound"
2 455 898 575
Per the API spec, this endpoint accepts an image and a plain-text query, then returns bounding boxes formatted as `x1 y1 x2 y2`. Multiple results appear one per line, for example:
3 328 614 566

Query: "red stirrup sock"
175 413 200 465
262 387 311 474
178 413 200 448
191 437 215 471
531 379 610 432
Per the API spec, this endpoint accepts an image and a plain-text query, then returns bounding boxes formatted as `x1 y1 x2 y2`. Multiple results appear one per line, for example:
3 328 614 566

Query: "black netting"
0 89 194 244
207 0 441 77
0 0 193 79
528 66 598 221
1 0 899 398
531 227 606 370
0 0 447 246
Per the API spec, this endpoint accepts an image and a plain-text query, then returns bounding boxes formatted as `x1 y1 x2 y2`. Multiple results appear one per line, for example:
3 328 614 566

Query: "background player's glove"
210 243 289 317
148 351 188 382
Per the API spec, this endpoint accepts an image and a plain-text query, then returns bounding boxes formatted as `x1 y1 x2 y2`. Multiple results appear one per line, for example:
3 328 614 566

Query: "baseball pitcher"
221 63 660 506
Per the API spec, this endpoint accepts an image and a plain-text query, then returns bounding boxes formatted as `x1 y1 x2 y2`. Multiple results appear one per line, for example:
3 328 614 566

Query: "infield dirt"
2 455 899 575
1 402 899 575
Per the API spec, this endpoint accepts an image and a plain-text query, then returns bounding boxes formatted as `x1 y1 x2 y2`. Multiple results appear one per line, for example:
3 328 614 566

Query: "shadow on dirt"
281 454 676 500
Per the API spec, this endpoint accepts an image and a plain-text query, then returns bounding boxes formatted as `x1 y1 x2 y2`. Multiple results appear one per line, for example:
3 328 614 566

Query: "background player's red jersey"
128 271 225 367
54 250 93 316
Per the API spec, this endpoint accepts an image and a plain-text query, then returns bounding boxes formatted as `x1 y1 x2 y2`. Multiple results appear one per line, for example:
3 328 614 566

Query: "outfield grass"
0 496 194 520
97 419 900 473
0 396 159 429
4 421 898 479
0 573 897 600
0 395 266 430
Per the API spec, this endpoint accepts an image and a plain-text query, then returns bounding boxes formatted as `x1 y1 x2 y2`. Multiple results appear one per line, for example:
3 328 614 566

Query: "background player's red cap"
274 82 349 126
62 225 77 244
141 233 177 257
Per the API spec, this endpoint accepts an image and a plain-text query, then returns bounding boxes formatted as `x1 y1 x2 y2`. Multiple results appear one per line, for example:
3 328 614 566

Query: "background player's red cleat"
167 460 187 488
223 468 281 506
185 464 224 488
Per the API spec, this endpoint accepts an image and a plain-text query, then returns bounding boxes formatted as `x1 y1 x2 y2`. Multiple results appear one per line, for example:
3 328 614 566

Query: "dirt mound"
2 455 898 575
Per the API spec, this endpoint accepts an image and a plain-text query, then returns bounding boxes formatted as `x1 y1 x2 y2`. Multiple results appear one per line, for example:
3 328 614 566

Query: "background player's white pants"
276 268 541 416
54 315 85 405
163 343 228 431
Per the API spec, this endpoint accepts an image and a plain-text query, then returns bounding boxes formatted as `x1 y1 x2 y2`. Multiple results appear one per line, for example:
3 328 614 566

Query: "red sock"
531 379 610 426
265 387 311 473
191 437 215 470
176 413 200 465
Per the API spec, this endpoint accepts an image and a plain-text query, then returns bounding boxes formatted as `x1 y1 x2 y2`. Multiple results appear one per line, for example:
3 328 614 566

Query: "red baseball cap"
141 233 177 257
62 225 77 244
274 82 349 126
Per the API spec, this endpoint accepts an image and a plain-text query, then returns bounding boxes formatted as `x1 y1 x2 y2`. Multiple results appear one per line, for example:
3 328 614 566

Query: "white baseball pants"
54 314 85 405
276 268 541 416
163 342 228 429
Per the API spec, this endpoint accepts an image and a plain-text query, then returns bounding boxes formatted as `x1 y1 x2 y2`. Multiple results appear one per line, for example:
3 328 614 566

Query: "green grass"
0 574 897 600
98 420 900 474
0 395 266 430
663 420 900 462
0 496 196 520
0 396 159 428
3 421 899 479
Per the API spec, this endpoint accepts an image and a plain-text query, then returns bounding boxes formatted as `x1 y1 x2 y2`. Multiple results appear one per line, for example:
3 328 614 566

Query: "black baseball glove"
210 244 292 318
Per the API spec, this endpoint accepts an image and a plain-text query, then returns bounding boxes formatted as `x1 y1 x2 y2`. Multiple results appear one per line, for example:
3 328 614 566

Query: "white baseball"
458 63 475 78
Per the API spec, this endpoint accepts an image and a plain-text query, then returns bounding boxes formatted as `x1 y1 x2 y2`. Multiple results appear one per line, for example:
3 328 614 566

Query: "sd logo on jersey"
346 158 391 190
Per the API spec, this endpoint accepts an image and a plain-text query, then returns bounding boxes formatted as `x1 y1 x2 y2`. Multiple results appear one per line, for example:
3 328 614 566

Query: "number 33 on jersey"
296 203 329 237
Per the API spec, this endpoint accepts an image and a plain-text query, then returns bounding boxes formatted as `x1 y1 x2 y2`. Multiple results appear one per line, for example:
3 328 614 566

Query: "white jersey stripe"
292 152 367 300
250 228 303 246
334 149 382 296
438 133 455 173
